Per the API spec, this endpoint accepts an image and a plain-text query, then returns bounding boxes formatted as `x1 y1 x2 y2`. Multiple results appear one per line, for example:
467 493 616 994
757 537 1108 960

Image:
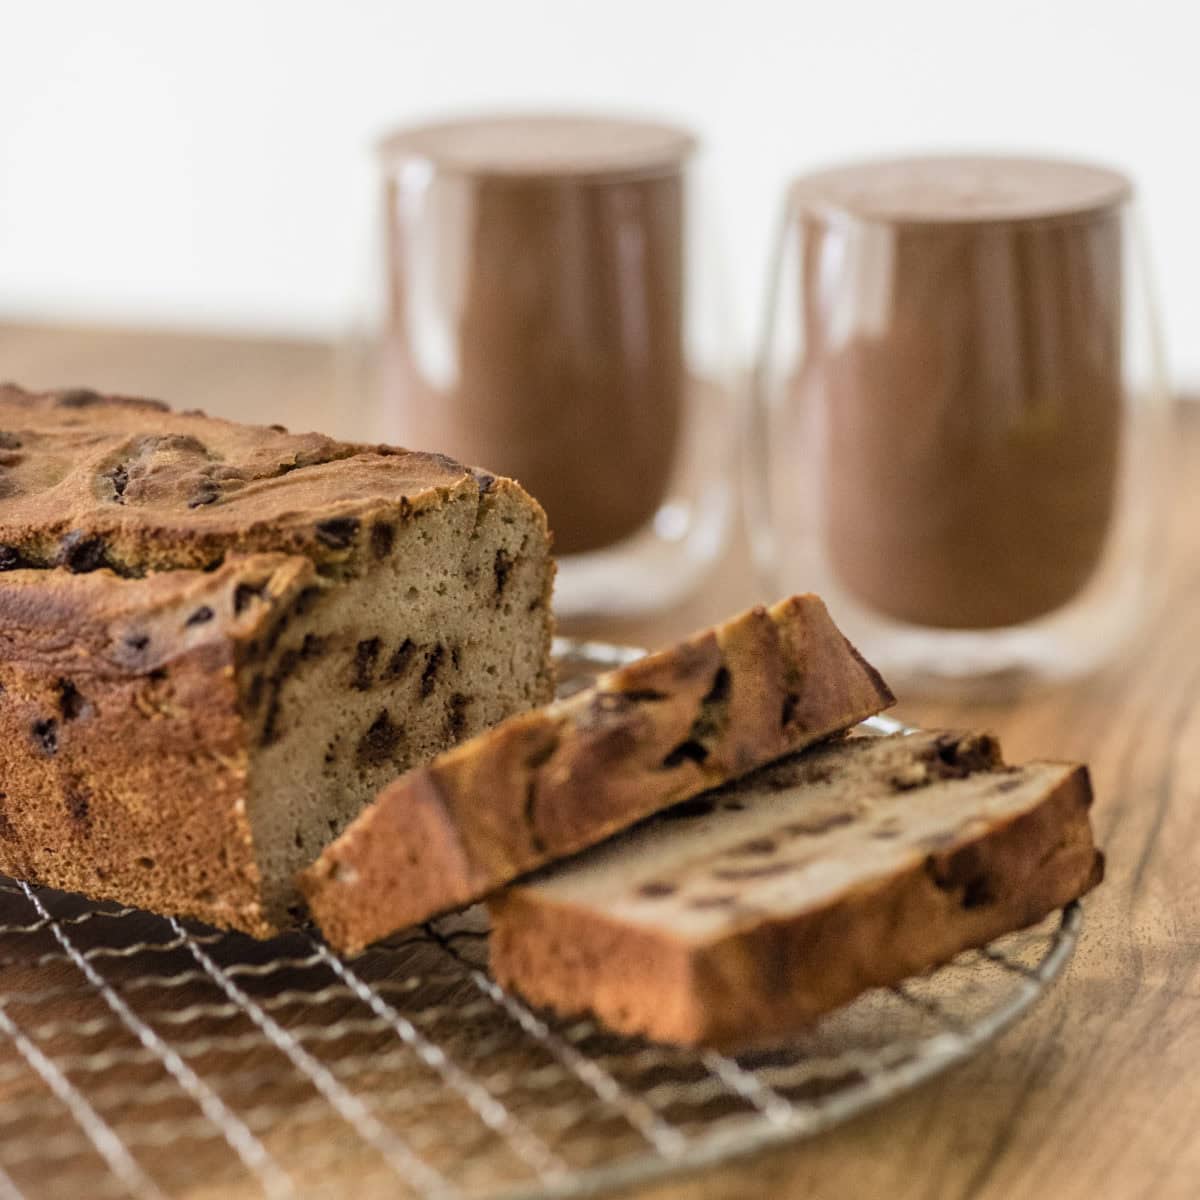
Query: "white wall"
1 0 1196 380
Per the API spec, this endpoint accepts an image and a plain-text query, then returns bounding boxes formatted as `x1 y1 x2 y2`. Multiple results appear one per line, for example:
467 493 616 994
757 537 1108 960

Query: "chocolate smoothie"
379 115 695 556
791 156 1130 629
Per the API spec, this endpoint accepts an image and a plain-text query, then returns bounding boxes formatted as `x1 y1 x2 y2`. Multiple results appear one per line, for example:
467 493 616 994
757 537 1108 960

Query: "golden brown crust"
487 756 1103 1049
0 383 485 574
300 594 895 953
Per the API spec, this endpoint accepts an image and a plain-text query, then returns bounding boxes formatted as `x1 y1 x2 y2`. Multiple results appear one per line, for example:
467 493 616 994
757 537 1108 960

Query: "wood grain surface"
1 322 1195 1199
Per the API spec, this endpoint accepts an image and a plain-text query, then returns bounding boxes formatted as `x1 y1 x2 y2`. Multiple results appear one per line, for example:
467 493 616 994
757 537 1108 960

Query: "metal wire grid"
0 641 1082 1200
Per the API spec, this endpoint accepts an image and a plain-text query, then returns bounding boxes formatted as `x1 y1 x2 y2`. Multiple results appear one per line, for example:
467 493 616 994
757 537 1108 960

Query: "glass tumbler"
370 113 737 618
750 156 1170 696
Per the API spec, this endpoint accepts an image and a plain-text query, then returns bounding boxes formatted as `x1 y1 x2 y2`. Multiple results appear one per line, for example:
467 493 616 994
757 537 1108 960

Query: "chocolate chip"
55 388 103 408
446 693 470 740
0 546 27 571
384 638 417 679
493 548 513 601
471 468 497 494
356 709 402 766
702 667 731 706
314 516 360 549
712 861 794 882
370 521 396 559
661 796 716 821
32 718 58 755
352 638 381 691
661 739 709 769
0 432 22 450
783 811 855 836
273 647 302 684
124 633 150 653
796 763 834 786
928 733 1000 778
104 463 128 502
268 423 288 433
260 695 282 746
733 837 777 856
57 679 88 721
619 689 669 702
59 532 106 573
637 880 677 898
186 605 214 627
300 633 326 659
420 644 444 698
187 479 220 508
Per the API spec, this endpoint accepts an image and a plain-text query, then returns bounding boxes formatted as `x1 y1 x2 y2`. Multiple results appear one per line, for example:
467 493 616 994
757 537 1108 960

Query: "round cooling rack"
0 639 1082 1200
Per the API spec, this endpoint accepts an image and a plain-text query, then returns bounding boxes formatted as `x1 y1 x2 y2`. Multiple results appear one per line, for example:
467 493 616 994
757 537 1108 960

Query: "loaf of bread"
0 385 554 935
301 594 895 952
488 731 1103 1048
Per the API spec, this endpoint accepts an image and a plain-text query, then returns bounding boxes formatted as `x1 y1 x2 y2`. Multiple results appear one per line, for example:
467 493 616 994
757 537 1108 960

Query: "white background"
0 0 1196 382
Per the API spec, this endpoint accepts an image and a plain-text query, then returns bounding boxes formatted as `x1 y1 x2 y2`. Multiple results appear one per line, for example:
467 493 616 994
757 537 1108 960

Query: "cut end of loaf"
245 481 554 929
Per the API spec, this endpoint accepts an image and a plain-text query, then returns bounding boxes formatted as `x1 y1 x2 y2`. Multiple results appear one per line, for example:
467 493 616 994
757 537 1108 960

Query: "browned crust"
0 383 510 574
300 594 894 954
487 763 1103 1049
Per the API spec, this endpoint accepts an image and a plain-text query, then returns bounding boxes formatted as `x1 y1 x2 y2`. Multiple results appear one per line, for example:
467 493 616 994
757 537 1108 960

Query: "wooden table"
2 322 1197 1199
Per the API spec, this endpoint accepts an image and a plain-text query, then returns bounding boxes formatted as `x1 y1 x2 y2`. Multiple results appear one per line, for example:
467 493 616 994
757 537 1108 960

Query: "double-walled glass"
750 156 1170 696
369 113 737 618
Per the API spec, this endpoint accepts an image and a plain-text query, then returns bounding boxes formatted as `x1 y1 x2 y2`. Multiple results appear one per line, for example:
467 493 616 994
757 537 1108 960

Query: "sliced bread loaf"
488 731 1103 1048
0 385 554 935
300 594 895 952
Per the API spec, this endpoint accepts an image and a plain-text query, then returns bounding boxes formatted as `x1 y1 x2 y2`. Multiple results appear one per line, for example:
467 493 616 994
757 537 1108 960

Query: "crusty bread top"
508 731 1089 944
0 384 537 574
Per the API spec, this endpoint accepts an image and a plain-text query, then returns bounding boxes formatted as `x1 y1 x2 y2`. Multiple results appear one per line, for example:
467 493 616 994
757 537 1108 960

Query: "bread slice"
300 594 895 952
0 385 554 935
488 731 1103 1049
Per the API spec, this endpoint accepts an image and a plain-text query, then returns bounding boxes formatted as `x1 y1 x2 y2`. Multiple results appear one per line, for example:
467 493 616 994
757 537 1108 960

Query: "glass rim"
784 153 1136 233
376 111 699 185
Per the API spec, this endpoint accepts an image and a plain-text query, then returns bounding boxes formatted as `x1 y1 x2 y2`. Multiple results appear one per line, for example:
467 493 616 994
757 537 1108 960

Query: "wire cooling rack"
0 640 1082 1200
